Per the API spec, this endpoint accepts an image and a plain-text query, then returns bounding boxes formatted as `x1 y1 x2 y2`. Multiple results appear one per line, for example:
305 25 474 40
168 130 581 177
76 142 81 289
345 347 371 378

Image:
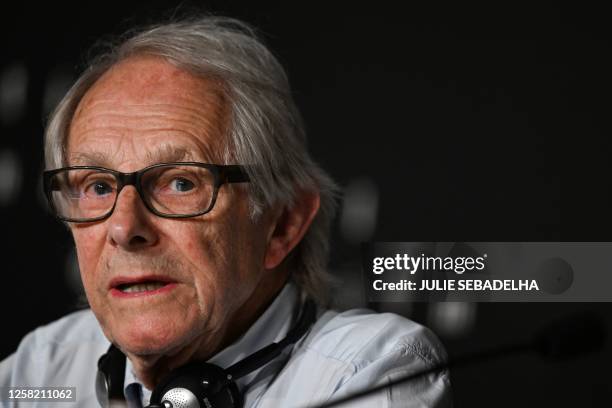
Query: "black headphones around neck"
96 298 316 408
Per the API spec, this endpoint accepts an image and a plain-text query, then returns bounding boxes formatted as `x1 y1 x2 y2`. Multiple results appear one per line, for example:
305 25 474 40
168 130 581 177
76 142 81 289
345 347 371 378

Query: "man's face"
67 56 273 359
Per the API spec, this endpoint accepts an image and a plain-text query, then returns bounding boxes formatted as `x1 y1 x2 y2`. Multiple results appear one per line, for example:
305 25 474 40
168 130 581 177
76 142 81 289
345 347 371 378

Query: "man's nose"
107 186 158 249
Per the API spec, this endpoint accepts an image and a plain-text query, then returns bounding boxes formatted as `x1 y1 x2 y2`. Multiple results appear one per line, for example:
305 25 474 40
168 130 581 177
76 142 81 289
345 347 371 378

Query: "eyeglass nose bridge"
113 171 146 207
115 171 138 190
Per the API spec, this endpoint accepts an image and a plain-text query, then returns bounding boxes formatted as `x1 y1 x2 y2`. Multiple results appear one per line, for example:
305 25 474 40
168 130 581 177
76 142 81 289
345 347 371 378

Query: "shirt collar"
124 281 301 405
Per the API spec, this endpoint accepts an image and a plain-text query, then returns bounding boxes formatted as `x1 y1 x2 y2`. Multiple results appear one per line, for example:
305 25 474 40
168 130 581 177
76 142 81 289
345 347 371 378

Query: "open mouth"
116 281 168 293
110 277 177 297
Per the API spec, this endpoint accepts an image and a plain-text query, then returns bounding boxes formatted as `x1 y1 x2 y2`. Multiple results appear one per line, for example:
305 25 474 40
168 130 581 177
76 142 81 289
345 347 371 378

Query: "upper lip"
108 275 177 290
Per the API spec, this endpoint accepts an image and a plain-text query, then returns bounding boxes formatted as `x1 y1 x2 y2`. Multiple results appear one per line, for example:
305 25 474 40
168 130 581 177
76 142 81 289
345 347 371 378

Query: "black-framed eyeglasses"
43 162 250 223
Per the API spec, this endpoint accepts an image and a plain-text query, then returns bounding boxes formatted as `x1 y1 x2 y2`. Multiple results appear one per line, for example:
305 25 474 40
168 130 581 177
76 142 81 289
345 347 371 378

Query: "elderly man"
0 17 451 407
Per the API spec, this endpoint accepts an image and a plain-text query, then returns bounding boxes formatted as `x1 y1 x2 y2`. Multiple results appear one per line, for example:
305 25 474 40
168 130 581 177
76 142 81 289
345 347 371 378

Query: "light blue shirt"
0 282 451 407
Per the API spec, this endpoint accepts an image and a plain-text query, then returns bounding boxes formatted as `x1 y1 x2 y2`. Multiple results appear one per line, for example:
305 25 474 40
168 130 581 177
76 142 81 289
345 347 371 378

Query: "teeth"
120 282 166 293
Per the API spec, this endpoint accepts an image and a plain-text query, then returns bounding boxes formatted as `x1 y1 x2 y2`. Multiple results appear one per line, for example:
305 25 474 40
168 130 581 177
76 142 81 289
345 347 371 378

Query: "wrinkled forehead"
66 56 230 167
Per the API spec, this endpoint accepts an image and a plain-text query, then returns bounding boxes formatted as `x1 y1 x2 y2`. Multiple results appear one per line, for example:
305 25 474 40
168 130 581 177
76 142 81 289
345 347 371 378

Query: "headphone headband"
226 297 316 379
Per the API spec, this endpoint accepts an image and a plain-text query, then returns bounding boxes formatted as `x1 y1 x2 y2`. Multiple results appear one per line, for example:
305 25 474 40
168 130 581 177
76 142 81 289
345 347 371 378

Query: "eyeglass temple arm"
222 165 250 183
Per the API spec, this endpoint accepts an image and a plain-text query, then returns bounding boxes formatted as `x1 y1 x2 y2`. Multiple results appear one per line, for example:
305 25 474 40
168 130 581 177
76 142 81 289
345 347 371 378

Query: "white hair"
44 16 340 305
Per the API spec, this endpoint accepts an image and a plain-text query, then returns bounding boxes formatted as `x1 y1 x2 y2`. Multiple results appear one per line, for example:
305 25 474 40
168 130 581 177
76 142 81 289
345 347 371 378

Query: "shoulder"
302 307 447 367
18 308 107 352
0 309 109 387
259 307 451 407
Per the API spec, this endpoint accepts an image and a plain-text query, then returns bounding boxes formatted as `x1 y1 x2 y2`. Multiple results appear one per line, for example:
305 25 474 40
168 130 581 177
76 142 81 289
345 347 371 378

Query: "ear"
264 190 320 270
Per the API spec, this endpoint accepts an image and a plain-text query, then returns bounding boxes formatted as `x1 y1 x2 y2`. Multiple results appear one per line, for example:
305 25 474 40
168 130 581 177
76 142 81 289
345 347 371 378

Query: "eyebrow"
68 151 112 167
68 145 203 167
144 145 198 164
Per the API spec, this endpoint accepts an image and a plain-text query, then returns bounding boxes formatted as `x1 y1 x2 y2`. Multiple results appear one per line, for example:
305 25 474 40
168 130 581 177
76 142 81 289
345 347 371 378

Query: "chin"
112 315 195 357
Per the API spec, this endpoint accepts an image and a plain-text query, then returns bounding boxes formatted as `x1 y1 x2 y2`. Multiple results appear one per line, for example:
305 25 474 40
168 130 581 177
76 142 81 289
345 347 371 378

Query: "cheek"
175 215 260 301
71 227 106 286
180 225 236 286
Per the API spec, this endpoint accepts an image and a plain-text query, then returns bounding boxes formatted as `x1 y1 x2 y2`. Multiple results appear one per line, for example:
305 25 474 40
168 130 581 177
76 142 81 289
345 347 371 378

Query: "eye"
87 181 114 197
170 177 195 192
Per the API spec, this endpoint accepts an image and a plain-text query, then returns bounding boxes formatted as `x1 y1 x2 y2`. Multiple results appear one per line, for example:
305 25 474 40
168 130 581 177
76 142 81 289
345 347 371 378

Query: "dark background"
1 2 610 406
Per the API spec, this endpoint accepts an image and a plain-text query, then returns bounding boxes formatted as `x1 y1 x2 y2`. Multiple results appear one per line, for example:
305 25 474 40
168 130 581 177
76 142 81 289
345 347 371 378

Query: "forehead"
67 56 229 166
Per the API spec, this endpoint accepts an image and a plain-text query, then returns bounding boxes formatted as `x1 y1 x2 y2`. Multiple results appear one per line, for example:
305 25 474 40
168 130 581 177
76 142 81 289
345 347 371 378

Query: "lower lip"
110 283 178 298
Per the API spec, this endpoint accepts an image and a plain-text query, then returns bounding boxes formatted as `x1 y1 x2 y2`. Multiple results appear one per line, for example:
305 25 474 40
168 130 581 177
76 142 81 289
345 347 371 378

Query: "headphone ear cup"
96 345 126 406
150 362 243 408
